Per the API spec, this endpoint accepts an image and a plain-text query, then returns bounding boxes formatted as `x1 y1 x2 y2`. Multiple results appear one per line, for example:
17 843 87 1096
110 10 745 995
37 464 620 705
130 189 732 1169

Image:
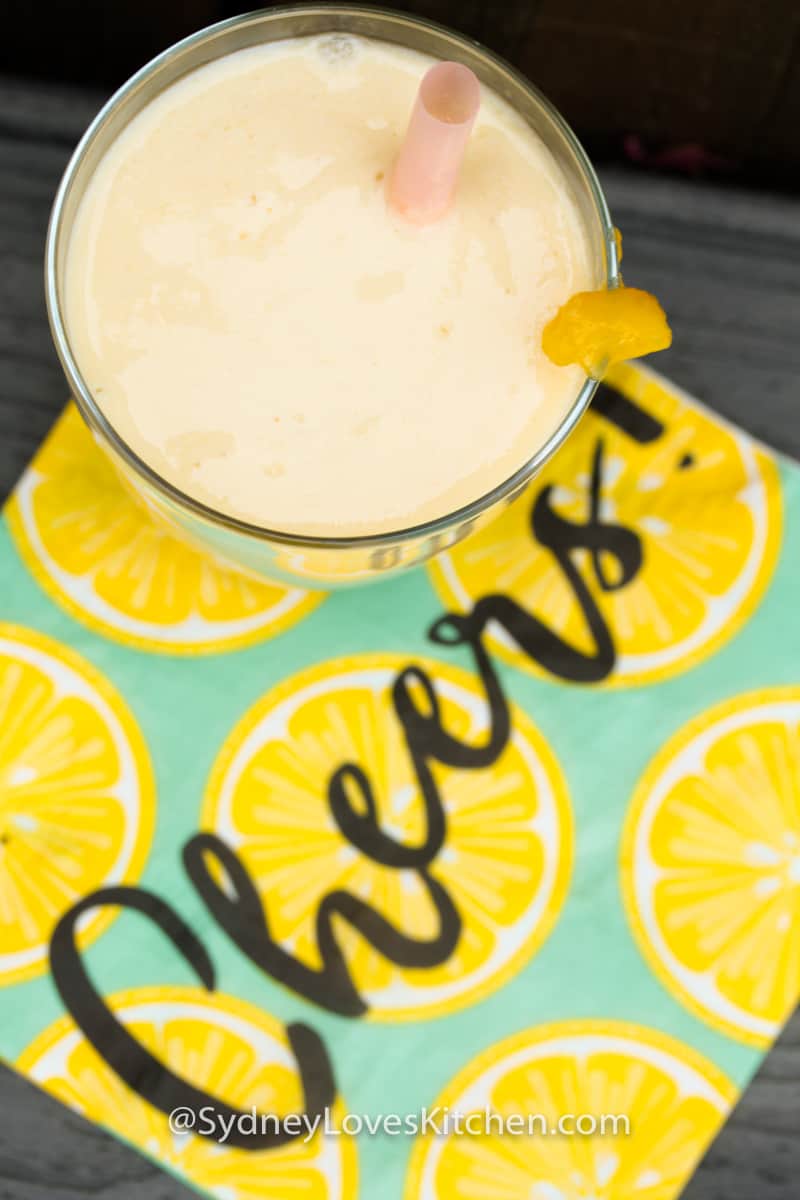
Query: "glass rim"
45 2 619 552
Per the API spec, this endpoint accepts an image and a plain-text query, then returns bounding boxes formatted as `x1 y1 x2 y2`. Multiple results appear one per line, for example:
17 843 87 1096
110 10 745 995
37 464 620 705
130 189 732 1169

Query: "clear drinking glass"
46 4 619 589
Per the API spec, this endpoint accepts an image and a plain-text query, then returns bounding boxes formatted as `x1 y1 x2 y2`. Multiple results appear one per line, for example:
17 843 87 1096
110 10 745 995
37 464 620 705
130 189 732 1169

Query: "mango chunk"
542 286 672 378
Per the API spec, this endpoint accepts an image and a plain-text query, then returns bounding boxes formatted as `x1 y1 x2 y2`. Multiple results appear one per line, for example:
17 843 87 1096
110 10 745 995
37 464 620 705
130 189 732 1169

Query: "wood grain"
0 76 797 1200
4 1 800 174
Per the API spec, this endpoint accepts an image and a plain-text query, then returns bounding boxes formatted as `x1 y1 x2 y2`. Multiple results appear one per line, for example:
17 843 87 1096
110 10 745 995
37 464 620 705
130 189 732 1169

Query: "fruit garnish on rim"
542 230 672 378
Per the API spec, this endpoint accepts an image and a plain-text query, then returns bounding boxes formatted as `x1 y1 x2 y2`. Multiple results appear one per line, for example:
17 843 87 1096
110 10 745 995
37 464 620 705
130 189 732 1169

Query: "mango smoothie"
63 32 594 539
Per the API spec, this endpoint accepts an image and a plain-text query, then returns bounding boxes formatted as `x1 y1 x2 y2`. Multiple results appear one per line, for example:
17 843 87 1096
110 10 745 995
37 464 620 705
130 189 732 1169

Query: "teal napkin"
0 361 797 1200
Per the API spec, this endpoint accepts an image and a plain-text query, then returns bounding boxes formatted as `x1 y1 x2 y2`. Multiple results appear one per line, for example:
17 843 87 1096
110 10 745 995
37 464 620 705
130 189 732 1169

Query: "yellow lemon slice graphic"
622 687 800 1046
0 624 154 986
7 405 322 654
405 1020 734 1200
203 653 572 1019
19 986 357 1199
430 364 781 686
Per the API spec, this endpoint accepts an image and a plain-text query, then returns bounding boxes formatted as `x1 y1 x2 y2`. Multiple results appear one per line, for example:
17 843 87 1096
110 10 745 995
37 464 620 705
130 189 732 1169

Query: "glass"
46 4 619 589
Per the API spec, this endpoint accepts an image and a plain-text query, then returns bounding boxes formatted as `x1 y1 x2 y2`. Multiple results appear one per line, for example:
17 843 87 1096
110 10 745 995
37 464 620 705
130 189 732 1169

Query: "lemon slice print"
7 405 322 654
19 986 357 1199
429 363 781 686
203 653 572 1019
622 687 800 1046
0 624 154 986
405 1020 735 1200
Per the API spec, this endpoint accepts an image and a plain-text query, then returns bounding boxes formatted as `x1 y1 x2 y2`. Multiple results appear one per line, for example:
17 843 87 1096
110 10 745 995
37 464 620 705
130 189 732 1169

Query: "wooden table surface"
0 75 797 1199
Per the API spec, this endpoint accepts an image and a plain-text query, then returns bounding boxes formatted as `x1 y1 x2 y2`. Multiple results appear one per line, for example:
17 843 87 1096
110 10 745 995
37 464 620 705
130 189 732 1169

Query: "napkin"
0 361 796 1200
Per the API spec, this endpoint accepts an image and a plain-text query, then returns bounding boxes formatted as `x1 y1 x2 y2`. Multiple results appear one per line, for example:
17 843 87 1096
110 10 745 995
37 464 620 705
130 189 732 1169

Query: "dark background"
3 0 800 185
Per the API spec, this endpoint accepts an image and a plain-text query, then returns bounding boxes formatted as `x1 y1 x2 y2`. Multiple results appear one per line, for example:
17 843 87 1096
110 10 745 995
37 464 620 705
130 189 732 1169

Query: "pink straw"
388 62 481 225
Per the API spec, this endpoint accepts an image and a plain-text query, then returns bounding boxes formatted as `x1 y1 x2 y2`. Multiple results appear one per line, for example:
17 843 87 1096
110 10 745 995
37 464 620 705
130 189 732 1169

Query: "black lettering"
183 834 459 1017
534 438 642 596
434 438 644 683
329 762 435 868
428 612 510 765
50 885 334 1149
593 380 664 443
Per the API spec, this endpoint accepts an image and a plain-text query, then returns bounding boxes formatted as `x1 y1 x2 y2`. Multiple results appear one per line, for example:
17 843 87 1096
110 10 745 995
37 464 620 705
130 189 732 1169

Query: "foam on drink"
64 34 595 537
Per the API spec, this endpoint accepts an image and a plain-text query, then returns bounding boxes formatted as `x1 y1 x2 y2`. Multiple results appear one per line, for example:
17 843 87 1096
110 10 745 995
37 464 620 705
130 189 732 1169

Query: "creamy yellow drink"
64 33 593 537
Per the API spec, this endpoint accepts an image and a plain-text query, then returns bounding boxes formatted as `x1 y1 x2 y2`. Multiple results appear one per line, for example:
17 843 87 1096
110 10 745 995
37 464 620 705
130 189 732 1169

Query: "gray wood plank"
0 76 797 1200
684 1008 800 1200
